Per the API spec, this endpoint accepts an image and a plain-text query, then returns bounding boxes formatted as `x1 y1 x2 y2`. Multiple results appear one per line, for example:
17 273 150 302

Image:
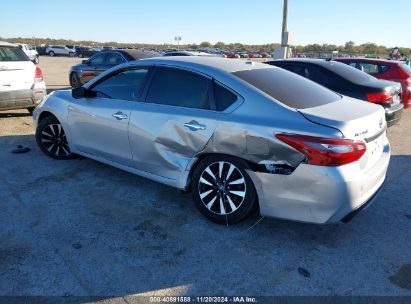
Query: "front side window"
146 67 211 110
89 54 106 65
0 46 29 62
92 68 150 101
107 53 126 65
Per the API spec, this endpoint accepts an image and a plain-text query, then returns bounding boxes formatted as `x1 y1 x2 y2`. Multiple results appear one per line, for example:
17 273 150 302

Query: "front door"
68 67 151 166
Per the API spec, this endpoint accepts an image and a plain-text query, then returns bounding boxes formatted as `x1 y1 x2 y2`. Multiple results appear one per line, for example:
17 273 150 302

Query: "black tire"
33 57 39 64
27 107 35 115
69 52 74 57
36 116 74 160
192 155 257 224
70 73 81 88
48 51 55 57
78 53 84 58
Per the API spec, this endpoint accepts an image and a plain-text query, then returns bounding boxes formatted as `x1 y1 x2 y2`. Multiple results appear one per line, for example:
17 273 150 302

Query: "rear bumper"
0 87 46 110
247 137 390 224
385 102 404 127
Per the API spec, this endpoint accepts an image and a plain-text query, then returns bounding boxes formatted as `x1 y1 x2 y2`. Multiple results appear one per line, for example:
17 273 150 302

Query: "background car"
69 49 159 88
75 46 99 58
162 51 215 57
267 59 404 126
0 41 46 114
17 43 39 64
46 45 75 57
335 58 411 108
35 57 389 225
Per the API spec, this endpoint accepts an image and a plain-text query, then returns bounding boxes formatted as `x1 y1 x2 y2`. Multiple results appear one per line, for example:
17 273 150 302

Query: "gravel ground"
0 57 410 302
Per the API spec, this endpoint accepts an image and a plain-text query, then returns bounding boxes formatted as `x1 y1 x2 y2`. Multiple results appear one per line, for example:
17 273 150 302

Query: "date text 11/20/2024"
149 296 258 303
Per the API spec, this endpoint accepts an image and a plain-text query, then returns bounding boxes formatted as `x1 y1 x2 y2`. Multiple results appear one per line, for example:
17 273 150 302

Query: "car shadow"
1 133 410 300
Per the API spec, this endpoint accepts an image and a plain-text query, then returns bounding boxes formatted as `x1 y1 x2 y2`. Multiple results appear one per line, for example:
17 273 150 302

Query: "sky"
1 0 410 47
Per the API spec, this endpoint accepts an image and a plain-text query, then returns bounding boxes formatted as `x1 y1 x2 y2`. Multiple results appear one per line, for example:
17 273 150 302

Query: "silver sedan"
33 57 390 225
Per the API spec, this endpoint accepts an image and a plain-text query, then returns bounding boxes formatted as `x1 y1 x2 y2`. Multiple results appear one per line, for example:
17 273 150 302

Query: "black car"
266 59 404 126
75 46 98 58
69 49 159 88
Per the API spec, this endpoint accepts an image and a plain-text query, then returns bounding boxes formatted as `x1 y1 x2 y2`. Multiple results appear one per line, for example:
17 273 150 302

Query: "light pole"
281 0 288 48
174 36 182 50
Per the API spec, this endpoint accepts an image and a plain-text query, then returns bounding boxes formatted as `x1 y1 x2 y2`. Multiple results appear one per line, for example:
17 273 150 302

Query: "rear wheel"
27 107 35 115
70 73 81 88
192 155 257 224
36 116 74 160
78 53 84 58
69 52 74 57
33 57 39 64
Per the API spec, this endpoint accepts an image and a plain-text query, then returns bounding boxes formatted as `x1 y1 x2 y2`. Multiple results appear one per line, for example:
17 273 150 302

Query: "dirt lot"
0 57 411 301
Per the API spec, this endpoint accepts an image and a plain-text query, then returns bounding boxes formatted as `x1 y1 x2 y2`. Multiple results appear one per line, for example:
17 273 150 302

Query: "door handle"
184 121 206 131
112 112 128 120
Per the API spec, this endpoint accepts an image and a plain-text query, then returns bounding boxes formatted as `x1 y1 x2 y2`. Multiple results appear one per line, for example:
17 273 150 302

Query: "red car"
335 58 411 108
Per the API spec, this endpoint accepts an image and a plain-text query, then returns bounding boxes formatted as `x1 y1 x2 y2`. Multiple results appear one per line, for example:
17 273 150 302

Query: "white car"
46 45 75 57
0 42 46 114
17 44 39 64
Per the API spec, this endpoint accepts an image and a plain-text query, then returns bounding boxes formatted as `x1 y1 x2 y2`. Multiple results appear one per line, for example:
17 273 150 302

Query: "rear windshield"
232 68 341 109
401 64 411 75
0 46 29 62
324 61 375 83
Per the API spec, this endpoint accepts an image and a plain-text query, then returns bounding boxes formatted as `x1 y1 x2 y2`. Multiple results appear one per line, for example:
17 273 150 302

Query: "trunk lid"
299 96 387 170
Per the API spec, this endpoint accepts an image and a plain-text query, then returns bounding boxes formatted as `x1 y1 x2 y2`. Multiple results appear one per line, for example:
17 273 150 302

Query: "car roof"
335 57 404 65
119 49 161 60
135 56 272 74
0 41 17 47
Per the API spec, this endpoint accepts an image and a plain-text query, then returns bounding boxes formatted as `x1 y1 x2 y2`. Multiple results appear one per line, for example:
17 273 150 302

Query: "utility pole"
281 0 288 47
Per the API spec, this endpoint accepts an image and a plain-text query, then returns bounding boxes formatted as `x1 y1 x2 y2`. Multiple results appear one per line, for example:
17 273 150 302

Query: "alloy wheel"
198 161 246 216
40 123 71 157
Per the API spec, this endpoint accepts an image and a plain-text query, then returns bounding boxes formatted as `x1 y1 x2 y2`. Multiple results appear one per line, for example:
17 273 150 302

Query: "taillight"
366 91 391 103
276 134 367 166
34 67 43 83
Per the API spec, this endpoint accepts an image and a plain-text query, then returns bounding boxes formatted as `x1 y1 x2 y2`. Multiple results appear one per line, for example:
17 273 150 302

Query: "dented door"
128 103 216 181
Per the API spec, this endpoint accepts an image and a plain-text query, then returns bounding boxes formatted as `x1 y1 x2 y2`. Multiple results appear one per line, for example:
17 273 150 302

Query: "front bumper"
0 87 46 110
247 138 390 224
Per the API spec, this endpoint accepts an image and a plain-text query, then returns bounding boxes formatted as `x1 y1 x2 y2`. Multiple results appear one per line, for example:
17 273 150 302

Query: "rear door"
0 46 34 92
68 67 151 166
128 66 217 180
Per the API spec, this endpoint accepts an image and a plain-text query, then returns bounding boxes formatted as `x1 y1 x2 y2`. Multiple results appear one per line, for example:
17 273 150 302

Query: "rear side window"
107 53 125 65
358 63 379 74
0 46 29 62
214 82 238 111
324 61 375 83
232 68 341 109
92 68 150 101
146 67 211 110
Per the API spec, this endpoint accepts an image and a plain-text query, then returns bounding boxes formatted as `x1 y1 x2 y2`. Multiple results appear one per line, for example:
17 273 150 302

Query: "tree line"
2 37 409 56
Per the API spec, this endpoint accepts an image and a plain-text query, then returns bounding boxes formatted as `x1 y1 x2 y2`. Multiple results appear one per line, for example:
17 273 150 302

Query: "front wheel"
33 57 39 64
69 52 74 57
48 51 55 57
36 116 74 160
192 155 257 224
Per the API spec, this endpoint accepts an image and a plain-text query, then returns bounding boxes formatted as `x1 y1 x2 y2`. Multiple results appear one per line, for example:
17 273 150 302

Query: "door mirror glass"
72 87 96 99
82 59 89 65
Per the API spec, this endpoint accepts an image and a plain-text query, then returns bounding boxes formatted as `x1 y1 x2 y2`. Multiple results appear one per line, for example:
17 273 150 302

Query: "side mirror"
82 59 89 65
72 87 97 99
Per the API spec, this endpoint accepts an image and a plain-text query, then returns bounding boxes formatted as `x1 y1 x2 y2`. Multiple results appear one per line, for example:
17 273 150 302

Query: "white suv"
0 42 46 114
17 44 39 64
46 45 75 57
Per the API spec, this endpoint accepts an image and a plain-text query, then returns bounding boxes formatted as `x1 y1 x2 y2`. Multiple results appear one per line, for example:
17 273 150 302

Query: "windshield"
0 46 29 62
232 68 341 109
325 61 375 83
